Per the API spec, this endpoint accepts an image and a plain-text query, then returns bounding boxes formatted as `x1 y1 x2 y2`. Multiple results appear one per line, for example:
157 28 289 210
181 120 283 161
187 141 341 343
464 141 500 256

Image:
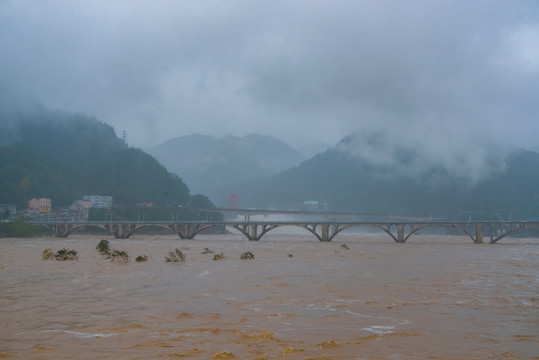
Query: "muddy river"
0 232 537 359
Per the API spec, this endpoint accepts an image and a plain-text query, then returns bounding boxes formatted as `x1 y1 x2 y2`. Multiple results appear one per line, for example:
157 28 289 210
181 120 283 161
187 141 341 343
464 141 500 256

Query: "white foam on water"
459 279 481 285
362 326 394 335
43 330 114 338
346 310 372 318
245 304 262 312
197 270 210 279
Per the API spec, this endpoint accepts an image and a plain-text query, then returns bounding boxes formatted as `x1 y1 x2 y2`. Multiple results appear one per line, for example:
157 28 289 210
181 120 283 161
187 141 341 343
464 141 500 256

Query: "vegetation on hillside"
0 219 52 238
0 108 190 209
216 145 539 220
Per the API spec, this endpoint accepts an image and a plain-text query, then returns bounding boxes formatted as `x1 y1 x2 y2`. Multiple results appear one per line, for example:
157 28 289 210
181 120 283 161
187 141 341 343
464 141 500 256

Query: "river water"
0 232 537 359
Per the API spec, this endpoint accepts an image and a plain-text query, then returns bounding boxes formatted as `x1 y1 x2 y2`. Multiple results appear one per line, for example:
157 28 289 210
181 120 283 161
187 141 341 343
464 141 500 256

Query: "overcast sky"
1 0 538 157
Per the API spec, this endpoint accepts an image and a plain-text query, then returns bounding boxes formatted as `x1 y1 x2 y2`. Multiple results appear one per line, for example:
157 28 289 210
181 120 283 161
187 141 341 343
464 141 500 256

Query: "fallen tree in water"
165 248 186 263
96 239 130 263
42 248 78 261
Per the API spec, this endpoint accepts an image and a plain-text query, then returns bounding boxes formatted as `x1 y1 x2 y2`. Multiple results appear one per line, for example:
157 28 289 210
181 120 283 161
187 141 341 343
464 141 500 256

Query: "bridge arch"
121 224 175 238
232 223 357 242
233 223 284 241
53 223 115 238
115 223 222 239
40 220 539 243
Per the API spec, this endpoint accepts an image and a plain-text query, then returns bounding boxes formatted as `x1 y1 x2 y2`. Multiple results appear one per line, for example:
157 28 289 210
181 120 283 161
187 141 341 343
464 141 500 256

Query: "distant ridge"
147 134 305 194
211 133 539 220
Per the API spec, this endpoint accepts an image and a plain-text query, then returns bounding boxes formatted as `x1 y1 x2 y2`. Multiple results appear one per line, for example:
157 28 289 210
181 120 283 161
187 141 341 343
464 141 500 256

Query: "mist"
1 0 538 173
337 127 512 184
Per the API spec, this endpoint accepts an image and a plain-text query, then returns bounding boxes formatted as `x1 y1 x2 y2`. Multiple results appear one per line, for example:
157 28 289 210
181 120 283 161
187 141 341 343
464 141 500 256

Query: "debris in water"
165 248 187 263
240 251 255 260
96 239 128 263
42 248 54 260
212 252 224 261
43 248 78 261
110 249 129 263
212 351 235 359
317 340 338 348
96 239 111 256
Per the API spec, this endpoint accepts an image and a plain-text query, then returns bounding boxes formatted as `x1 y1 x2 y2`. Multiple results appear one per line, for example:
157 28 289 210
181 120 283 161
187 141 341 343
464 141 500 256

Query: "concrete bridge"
32 220 539 244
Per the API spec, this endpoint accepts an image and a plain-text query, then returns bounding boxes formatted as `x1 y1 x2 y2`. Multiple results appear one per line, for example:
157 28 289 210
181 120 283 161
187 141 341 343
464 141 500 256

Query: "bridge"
202 207 435 221
31 220 539 244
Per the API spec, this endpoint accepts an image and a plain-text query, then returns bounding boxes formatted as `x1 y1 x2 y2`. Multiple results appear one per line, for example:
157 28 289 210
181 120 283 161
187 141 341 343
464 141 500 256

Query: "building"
83 195 113 209
28 198 52 212
70 200 91 221
72 200 91 210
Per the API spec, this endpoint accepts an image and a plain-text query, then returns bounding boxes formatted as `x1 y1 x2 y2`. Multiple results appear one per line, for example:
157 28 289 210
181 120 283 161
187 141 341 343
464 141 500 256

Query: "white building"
83 195 113 209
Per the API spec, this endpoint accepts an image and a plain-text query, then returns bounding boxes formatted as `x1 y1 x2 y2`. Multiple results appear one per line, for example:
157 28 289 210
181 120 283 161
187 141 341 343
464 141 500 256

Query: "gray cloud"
1 0 538 164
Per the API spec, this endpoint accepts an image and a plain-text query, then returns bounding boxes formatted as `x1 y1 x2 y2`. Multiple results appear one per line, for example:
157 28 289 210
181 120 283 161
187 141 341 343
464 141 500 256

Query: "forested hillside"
0 108 190 209
212 135 539 220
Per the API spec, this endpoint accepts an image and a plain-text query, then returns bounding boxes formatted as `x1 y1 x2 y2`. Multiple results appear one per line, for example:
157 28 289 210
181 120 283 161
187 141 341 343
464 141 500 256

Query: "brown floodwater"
0 231 537 359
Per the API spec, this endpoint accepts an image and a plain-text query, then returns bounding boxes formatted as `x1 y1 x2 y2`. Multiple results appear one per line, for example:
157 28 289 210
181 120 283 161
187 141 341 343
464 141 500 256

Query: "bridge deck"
30 220 539 244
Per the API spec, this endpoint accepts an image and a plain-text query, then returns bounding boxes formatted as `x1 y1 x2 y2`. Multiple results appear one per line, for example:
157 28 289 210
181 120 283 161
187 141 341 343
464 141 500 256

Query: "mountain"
147 134 305 194
211 133 539 220
0 107 190 209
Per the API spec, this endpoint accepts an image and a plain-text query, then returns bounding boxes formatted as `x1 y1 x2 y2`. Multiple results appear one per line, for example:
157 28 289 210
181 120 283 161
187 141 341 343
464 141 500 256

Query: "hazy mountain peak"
147 133 305 194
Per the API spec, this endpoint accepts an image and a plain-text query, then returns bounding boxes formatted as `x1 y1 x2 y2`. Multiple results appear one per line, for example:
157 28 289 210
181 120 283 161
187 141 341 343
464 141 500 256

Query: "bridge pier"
169 224 195 239
168 223 215 239
475 224 484 244
53 224 70 237
487 222 533 244
301 223 353 242
233 223 280 241
104 223 132 239
373 223 427 243
397 225 404 242
452 223 484 244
